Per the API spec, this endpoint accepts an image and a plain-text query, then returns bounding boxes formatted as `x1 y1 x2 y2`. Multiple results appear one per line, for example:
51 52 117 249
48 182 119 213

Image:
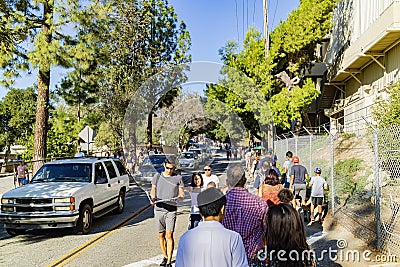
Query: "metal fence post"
290 131 297 155
303 126 313 173
323 125 335 214
362 116 381 249
284 134 288 154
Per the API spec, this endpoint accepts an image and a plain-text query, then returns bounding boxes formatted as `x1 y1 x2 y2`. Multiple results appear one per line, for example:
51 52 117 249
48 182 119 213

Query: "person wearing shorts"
15 160 29 186
150 158 184 267
309 167 328 222
289 156 309 210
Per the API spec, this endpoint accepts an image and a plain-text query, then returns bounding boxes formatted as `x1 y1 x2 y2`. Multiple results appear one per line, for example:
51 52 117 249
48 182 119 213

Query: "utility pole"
263 0 273 150
263 0 269 59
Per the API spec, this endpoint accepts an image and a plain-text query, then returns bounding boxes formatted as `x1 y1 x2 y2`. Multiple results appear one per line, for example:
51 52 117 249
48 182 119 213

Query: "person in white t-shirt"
184 173 204 229
202 165 219 188
15 160 29 186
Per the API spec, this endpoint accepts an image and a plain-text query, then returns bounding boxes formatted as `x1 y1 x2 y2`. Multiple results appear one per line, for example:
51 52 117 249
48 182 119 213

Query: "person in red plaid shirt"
222 165 269 261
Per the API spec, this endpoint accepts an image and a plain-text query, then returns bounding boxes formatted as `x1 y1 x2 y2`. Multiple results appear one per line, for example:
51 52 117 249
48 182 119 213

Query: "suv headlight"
54 197 75 211
1 198 14 204
54 197 75 203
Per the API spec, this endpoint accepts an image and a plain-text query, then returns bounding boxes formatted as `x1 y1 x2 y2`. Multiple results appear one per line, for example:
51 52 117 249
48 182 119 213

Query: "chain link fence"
274 120 400 256
377 124 400 256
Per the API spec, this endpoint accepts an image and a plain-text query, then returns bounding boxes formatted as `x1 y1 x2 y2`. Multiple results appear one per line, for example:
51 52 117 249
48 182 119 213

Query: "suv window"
114 160 127 175
104 161 117 178
95 163 108 183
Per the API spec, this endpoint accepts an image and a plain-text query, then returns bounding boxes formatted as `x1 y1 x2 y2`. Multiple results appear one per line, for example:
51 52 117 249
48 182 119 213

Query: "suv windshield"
31 163 92 183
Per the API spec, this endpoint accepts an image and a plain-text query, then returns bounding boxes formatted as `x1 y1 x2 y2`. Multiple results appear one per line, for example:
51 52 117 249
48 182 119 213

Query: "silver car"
178 151 200 170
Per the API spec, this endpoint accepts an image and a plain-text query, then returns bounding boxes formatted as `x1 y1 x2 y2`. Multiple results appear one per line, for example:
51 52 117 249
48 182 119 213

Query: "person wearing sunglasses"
150 158 185 267
202 165 219 188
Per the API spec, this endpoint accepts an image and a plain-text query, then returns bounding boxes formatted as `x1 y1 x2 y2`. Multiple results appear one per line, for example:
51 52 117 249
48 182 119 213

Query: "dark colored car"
134 154 180 182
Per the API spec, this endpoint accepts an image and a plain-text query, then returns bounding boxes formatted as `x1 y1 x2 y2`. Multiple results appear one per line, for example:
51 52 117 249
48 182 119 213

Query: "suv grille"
16 198 53 205
16 206 53 212
6 198 55 213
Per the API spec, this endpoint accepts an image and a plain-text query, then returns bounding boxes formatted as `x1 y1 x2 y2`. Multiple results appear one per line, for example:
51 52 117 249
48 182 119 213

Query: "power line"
252 0 256 25
272 0 278 29
246 0 249 30
242 0 245 41
234 0 240 43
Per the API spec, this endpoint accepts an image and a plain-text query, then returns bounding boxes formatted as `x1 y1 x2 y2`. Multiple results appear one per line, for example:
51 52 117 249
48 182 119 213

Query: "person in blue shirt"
74 147 85 158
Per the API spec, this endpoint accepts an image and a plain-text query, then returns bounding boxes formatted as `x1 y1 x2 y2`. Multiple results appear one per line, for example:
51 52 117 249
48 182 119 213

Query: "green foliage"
46 104 83 158
94 122 121 153
334 158 365 201
0 88 37 158
269 0 337 73
269 78 320 129
212 0 334 136
97 0 191 145
372 81 400 127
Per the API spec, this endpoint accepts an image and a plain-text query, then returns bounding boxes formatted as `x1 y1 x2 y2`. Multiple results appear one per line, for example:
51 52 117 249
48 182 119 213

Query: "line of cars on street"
133 145 212 184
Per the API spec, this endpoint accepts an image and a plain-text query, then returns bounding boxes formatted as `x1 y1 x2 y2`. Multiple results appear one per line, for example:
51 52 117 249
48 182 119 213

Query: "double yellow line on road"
47 204 151 267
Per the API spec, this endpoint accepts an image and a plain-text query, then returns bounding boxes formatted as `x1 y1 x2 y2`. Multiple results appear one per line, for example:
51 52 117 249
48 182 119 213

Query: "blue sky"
0 0 299 100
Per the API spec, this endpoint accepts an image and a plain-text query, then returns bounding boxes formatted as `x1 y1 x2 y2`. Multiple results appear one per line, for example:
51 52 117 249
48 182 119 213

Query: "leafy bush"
335 158 364 200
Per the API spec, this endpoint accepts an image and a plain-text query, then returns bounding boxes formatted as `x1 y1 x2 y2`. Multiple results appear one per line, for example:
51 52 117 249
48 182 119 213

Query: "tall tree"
0 0 110 172
209 0 336 137
99 0 191 151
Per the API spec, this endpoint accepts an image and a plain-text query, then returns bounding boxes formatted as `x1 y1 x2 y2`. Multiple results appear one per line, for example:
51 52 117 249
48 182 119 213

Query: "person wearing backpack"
309 167 328 222
282 151 293 188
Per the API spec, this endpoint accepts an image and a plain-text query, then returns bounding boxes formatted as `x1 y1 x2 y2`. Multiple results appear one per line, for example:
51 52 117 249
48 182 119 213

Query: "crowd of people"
149 148 329 267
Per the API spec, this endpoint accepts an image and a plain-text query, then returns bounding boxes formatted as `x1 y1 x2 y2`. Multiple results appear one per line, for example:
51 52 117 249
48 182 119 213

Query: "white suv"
0 157 130 235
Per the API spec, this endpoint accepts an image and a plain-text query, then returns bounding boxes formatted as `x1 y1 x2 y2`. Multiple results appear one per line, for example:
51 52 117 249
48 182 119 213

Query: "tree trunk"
32 2 53 174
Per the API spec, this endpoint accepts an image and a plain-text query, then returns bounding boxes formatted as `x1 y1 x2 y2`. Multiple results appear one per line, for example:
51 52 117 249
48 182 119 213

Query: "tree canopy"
205 0 336 139
0 87 37 161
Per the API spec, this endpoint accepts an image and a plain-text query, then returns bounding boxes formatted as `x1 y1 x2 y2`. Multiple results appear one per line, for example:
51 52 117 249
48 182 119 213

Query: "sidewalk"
0 174 16 197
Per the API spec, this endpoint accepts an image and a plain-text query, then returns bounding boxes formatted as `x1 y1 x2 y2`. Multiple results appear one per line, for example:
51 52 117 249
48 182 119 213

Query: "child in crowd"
207 181 216 188
309 167 328 222
277 188 294 204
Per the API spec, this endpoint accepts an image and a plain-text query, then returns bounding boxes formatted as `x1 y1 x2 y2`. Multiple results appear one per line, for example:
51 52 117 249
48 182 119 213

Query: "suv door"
93 162 113 212
104 160 120 198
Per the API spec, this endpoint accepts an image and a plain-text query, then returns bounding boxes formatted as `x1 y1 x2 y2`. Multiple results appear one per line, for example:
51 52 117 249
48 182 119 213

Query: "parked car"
134 154 180 182
188 148 206 163
178 151 200 170
0 157 130 236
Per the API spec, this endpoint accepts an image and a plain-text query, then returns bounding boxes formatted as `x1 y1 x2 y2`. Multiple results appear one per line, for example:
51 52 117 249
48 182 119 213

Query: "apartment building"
312 0 400 134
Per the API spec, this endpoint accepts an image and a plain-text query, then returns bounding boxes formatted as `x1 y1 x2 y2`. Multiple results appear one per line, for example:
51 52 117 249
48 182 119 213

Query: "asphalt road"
0 157 388 267
0 156 232 267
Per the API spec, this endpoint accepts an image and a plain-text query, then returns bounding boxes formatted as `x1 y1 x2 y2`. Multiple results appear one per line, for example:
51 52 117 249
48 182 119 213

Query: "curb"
0 173 13 178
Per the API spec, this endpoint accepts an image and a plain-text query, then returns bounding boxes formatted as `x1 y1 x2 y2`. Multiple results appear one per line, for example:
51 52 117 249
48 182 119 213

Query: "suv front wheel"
75 203 93 234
